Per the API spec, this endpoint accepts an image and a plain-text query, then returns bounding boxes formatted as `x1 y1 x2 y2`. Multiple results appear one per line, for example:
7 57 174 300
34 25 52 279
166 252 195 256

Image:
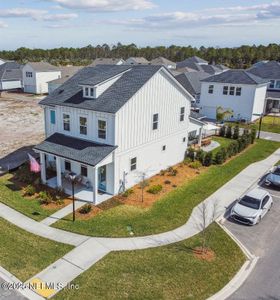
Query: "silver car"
230 188 273 225
265 165 280 188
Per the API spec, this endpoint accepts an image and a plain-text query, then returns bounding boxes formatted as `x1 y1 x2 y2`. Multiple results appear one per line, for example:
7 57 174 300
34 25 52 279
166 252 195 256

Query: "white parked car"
230 188 273 225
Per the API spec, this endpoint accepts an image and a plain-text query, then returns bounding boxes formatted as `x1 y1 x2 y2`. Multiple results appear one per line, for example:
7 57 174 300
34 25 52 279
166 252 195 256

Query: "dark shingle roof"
266 89 280 99
34 133 117 166
150 57 176 68
201 69 269 85
248 61 280 80
40 65 162 113
0 62 22 81
27 62 59 72
90 58 124 67
175 71 210 96
176 56 208 69
48 66 84 85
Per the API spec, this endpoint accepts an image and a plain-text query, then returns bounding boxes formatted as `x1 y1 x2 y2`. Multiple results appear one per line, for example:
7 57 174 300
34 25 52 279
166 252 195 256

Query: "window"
223 86 228 95
26 71 33 78
130 157 137 171
79 117 87 135
90 87 94 97
183 137 186 143
208 85 214 94
85 87 89 97
188 130 197 140
65 160 71 171
63 113 70 131
229 86 235 95
236 87 242 96
81 165 88 177
162 145 166 151
180 107 185 122
50 110 56 124
276 80 280 89
98 120 106 139
269 80 275 89
261 195 270 208
153 113 159 130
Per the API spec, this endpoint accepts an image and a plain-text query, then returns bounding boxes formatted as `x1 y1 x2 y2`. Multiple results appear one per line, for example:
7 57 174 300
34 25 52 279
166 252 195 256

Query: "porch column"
40 152 47 184
56 157 62 188
93 166 98 204
198 127 203 147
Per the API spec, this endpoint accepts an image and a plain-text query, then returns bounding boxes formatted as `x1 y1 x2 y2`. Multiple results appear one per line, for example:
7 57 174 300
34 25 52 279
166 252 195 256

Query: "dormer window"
83 86 95 98
85 87 89 97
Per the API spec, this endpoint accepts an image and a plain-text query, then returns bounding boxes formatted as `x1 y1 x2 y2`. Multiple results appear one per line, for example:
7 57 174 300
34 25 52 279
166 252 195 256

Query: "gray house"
0 62 23 91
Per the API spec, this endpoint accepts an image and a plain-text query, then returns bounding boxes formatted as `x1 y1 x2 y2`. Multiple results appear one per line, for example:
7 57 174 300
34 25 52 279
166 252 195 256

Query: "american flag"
28 154 41 173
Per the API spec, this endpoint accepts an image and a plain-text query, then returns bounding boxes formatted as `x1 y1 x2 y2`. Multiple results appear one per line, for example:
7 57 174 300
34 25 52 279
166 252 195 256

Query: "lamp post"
68 172 77 222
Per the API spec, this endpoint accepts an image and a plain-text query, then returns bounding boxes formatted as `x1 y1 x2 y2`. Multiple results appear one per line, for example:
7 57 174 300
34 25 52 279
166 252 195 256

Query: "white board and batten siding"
200 82 267 122
114 69 192 192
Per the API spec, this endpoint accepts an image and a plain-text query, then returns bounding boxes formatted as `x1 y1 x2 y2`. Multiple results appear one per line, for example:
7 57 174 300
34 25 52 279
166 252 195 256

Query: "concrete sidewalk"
260 131 280 142
40 200 86 226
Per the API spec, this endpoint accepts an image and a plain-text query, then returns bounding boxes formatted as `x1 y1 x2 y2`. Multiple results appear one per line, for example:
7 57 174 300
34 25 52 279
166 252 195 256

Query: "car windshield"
239 195 261 209
273 167 280 176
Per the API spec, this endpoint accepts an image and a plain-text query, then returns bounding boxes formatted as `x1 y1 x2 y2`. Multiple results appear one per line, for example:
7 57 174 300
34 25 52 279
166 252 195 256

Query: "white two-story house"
35 65 198 204
199 69 269 122
23 62 61 94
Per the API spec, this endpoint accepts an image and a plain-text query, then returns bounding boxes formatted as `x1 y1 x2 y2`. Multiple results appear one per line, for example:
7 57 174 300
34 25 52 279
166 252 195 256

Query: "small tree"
196 149 205 165
215 150 224 164
216 106 234 122
139 172 149 202
203 152 213 166
186 147 195 162
226 125 232 139
219 125 226 137
233 125 239 139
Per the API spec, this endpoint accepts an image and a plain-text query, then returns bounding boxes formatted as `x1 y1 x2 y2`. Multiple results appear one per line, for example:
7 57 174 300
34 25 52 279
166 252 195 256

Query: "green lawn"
0 174 60 221
256 116 280 134
0 217 73 282
211 136 233 155
54 223 245 300
53 139 280 238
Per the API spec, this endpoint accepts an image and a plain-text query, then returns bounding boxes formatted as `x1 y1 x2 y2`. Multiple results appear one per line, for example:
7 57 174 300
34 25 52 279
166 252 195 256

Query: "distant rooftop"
125 57 150 65
0 62 22 82
248 61 280 80
48 66 83 85
150 57 176 68
177 56 208 69
89 58 124 67
27 62 60 72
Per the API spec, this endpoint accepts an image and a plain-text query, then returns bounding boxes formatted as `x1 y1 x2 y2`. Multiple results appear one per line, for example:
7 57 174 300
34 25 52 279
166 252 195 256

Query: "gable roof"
177 56 208 69
175 71 210 96
89 58 124 67
248 61 280 80
34 133 117 166
48 66 83 85
26 62 60 72
40 65 163 114
125 57 150 64
201 69 269 85
150 57 176 68
0 62 22 81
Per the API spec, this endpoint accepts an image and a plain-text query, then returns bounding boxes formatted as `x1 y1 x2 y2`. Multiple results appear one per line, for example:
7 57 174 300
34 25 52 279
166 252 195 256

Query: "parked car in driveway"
265 165 280 188
230 188 273 225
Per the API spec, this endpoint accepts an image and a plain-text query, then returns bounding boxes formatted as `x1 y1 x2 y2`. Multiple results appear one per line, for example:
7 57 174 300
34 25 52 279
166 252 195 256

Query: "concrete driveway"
0 278 27 300
225 178 280 300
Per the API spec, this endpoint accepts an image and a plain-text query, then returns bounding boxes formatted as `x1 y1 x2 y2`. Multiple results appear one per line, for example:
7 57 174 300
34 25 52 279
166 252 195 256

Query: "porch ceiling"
34 133 117 166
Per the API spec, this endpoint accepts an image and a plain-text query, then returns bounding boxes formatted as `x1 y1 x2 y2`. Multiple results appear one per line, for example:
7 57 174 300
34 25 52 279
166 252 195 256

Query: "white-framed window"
153 113 159 130
65 160 71 171
85 87 89 97
98 120 106 139
81 165 88 177
90 87 94 97
162 145 166 151
79 116 87 135
26 71 33 78
236 87 242 96
276 80 280 89
229 86 235 95
130 157 137 171
223 86 228 95
180 107 185 122
63 113 70 131
269 80 275 89
208 85 214 94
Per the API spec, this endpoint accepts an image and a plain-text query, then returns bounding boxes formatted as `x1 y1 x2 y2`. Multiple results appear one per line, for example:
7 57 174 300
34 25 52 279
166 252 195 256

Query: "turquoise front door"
98 165 106 192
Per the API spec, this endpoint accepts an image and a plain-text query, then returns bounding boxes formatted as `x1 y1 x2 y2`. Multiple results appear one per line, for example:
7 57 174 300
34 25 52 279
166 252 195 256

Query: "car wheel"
269 203 273 211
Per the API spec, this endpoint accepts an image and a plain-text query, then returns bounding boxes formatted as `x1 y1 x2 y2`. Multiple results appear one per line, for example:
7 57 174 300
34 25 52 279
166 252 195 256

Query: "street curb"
0 266 44 300
206 219 259 300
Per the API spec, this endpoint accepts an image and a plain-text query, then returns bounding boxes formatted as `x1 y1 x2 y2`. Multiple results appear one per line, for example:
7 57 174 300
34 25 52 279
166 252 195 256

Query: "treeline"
0 43 280 68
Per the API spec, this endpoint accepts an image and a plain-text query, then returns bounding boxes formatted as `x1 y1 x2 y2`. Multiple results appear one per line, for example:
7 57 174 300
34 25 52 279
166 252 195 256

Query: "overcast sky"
0 0 280 50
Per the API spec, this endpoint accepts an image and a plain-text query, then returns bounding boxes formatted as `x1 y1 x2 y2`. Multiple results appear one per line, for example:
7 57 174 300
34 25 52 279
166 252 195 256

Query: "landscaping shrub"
167 167 178 176
159 170 166 176
147 185 163 194
196 149 205 164
186 147 195 161
189 161 202 169
23 185 36 196
79 204 92 214
219 125 226 137
215 150 225 164
251 127 257 144
164 180 171 185
38 191 52 205
203 152 213 166
122 189 134 198
226 125 232 139
233 125 239 139
220 147 228 161
183 158 192 165
14 163 39 184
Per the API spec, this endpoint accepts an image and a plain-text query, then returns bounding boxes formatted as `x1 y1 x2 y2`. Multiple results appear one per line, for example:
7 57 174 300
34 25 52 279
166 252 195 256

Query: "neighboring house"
22 62 61 94
150 57 176 69
248 61 280 113
199 69 269 122
188 111 205 146
0 62 23 91
176 56 208 70
89 58 125 67
34 65 198 204
175 71 210 105
125 57 150 65
48 66 83 94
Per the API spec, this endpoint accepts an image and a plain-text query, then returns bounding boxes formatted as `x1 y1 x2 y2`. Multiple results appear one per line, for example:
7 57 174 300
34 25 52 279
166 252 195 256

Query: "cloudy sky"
0 0 280 49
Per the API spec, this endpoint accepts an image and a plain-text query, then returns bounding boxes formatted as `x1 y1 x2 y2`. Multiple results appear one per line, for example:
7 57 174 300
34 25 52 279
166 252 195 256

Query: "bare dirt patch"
193 247 215 261
76 205 102 220
0 92 44 158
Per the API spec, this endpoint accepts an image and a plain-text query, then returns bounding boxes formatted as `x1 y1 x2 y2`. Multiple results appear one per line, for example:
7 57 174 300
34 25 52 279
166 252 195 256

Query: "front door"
98 165 106 192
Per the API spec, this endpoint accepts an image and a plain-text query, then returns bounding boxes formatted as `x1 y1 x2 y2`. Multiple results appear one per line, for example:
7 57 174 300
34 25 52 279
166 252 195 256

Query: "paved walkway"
40 200 85 226
260 131 280 142
0 148 279 298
